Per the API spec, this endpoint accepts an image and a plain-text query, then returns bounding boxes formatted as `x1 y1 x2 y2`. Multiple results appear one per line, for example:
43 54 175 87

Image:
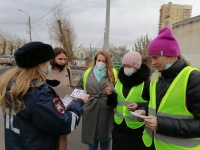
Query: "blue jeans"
88 137 111 150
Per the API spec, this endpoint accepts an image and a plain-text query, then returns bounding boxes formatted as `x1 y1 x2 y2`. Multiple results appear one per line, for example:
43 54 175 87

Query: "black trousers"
112 126 150 150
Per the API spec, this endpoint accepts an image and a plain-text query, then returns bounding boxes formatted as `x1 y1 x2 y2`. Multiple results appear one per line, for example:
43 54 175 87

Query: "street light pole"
89 41 93 61
103 0 110 51
18 9 32 42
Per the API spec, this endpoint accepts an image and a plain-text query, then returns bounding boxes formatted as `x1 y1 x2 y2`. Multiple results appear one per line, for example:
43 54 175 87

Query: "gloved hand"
46 79 60 87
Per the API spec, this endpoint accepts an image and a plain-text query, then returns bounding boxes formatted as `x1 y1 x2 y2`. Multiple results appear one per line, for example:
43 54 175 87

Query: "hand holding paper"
127 103 138 111
62 95 73 108
107 83 116 92
70 88 87 98
62 88 88 108
80 94 90 104
130 111 145 119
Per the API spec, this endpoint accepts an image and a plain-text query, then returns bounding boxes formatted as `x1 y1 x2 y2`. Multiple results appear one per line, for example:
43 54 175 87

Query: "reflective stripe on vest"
83 67 118 91
114 80 147 129
143 66 200 150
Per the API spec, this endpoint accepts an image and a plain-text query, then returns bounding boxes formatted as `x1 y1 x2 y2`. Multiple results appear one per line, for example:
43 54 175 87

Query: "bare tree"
132 34 151 64
48 4 76 60
0 31 11 55
11 36 26 54
0 39 7 55
109 45 129 62
0 30 26 55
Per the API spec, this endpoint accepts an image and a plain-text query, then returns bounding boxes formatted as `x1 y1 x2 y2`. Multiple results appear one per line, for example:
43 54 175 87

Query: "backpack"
66 67 71 80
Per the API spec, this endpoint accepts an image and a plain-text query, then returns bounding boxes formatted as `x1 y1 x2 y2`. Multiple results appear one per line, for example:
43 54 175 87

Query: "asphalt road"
0 108 5 150
0 66 88 150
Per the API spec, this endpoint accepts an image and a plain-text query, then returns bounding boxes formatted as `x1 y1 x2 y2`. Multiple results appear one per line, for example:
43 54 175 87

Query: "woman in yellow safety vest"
106 51 150 150
76 50 117 150
136 27 200 150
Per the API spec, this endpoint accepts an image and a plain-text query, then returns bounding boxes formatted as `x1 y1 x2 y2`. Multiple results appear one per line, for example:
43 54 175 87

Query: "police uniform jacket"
4 81 84 150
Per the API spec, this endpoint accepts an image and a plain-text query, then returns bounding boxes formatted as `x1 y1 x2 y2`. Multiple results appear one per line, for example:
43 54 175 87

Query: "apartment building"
172 15 200 68
159 2 192 30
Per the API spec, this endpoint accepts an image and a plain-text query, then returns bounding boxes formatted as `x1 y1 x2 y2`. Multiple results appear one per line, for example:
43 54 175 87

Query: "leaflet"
130 111 145 118
62 95 73 108
107 83 116 92
70 88 87 99
62 89 87 108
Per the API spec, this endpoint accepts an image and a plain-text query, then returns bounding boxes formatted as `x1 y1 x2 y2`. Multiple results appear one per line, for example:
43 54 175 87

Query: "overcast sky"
0 0 200 49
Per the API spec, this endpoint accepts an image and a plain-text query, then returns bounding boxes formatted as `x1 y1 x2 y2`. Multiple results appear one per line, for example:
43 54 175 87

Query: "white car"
0 55 15 66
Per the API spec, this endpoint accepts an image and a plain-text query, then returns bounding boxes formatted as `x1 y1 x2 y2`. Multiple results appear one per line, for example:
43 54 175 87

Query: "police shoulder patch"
52 98 65 114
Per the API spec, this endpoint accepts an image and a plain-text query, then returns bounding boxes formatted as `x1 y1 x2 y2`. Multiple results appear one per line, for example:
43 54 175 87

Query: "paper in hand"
107 83 116 92
130 111 145 118
70 88 87 99
62 95 73 108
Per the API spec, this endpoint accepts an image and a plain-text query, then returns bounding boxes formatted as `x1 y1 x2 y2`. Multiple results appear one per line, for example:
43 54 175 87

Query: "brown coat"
47 67 75 98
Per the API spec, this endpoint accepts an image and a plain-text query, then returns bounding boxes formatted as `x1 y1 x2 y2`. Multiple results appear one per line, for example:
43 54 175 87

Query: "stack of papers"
70 88 87 98
62 89 87 108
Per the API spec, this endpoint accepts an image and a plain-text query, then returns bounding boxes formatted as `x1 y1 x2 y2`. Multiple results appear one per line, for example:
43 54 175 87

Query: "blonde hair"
179 53 191 66
0 66 46 114
92 51 115 84
150 69 161 83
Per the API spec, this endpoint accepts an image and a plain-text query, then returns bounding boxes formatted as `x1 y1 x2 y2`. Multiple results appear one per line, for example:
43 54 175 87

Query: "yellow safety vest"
114 80 147 129
143 66 200 150
83 67 118 91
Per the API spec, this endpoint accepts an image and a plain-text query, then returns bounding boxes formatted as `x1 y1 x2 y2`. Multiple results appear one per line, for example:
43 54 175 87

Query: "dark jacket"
108 64 150 150
154 59 200 138
4 82 84 150
107 64 150 109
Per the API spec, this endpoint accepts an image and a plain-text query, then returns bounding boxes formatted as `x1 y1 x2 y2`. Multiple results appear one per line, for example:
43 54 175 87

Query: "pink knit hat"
122 51 142 69
148 27 181 56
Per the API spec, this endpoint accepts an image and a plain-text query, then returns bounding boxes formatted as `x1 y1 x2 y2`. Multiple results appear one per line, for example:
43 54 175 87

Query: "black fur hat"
14 41 55 68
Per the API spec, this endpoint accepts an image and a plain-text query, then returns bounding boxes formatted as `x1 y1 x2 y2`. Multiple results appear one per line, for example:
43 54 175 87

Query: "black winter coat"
107 64 150 108
154 59 200 138
107 64 150 150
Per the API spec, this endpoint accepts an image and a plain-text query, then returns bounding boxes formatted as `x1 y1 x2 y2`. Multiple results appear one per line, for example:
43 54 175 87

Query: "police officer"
0 41 89 150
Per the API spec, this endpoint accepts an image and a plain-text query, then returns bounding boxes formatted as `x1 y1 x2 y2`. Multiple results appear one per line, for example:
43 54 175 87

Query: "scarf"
93 65 107 83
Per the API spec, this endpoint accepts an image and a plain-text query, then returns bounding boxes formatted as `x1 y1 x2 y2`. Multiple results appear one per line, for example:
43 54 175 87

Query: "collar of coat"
118 64 150 88
161 59 187 78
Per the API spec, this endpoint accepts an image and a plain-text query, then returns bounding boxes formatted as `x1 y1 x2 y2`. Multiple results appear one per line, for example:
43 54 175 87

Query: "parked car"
0 55 15 66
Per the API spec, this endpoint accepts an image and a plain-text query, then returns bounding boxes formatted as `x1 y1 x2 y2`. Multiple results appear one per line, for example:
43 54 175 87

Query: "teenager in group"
106 51 150 150
76 50 117 150
0 41 89 150
47 47 76 150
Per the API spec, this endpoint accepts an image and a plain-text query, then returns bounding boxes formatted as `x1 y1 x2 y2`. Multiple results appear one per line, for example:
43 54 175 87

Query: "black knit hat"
14 41 55 68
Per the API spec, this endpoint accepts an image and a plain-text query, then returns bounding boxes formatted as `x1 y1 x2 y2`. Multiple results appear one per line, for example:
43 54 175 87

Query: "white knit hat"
122 51 142 69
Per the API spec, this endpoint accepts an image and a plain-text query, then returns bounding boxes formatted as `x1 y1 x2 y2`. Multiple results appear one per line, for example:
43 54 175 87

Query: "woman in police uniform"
0 41 89 150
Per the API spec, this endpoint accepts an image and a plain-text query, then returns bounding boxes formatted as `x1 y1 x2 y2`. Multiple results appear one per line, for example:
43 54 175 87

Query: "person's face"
55 53 67 65
39 61 51 72
96 54 106 64
149 55 171 71
123 64 137 72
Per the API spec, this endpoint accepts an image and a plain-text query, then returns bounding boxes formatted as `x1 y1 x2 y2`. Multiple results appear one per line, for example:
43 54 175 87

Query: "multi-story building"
159 2 192 30
73 44 102 61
